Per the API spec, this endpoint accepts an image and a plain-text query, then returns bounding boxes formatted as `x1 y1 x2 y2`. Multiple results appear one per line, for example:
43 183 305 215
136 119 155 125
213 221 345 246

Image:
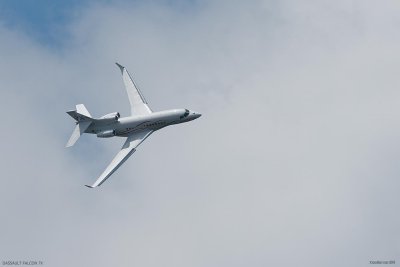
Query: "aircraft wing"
116 63 152 116
85 130 153 188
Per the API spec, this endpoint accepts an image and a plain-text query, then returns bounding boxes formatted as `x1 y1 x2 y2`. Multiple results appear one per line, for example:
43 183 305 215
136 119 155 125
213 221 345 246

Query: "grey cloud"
0 1 399 266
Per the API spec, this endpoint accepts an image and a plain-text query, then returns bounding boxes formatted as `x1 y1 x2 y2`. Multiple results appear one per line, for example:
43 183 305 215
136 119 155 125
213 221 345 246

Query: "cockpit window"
180 109 190 119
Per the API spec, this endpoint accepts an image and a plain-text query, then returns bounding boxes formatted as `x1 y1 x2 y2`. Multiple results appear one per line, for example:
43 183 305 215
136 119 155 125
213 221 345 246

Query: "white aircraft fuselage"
86 109 201 137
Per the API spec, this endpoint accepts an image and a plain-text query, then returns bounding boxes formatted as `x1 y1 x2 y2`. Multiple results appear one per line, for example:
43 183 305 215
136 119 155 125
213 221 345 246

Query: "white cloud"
0 1 399 266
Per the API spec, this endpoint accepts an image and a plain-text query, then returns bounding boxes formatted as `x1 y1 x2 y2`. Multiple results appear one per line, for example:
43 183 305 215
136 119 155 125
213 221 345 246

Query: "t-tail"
65 104 93 147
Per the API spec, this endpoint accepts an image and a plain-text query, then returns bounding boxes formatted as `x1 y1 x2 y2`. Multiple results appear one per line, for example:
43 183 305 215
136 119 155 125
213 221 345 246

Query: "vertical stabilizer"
76 104 91 118
67 104 92 122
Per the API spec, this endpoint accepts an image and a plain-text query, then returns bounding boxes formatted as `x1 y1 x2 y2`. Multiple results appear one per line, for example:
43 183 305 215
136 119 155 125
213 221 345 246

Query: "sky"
0 0 399 266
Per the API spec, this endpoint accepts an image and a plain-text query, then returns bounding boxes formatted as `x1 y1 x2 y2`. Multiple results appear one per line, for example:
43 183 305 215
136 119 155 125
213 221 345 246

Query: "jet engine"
97 130 116 138
99 112 120 123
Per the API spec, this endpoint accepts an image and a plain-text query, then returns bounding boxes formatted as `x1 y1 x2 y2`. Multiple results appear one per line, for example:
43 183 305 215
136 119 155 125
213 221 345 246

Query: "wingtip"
65 140 75 148
115 62 124 73
85 185 95 189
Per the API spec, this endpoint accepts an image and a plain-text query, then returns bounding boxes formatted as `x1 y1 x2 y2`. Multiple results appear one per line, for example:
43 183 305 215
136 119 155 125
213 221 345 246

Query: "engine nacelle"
99 112 120 123
97 130 116 138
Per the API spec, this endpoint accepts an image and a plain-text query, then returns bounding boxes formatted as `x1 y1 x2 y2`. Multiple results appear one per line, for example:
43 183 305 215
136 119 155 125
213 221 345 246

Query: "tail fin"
66 104 93 147
67 104 92 122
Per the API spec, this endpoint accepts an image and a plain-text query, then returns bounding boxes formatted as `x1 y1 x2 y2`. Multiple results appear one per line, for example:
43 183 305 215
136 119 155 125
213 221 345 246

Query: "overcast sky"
0 1 399 266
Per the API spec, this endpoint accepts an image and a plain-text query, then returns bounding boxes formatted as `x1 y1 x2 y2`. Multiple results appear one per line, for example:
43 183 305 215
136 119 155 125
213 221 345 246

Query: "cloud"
0 1 399 266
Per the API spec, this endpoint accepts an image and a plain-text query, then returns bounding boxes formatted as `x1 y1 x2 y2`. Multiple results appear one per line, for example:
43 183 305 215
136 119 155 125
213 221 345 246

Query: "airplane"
66 63 201 188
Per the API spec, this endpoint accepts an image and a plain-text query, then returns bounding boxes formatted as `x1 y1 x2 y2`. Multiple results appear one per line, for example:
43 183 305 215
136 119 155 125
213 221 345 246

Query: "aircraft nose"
193 112 201 119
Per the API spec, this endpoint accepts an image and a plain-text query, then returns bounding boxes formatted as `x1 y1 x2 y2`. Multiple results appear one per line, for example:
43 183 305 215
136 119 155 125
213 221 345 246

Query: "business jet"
66 63 201 188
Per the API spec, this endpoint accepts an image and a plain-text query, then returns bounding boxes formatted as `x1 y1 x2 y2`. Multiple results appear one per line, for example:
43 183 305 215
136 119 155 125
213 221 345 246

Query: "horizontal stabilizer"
65 121 92 147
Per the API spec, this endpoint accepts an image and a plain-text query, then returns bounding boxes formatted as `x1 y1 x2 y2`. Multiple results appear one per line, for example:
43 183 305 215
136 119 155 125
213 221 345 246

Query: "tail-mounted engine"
97 130 116 138
99 112 120 123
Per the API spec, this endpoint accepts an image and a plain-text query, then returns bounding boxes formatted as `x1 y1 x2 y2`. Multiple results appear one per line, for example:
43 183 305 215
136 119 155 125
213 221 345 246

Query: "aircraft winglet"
85 185 95 189
115 62 125 73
